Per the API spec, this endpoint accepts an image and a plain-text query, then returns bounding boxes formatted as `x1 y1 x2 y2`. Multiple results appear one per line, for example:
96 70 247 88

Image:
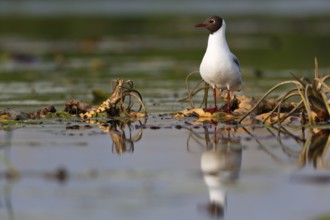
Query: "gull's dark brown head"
195 16 223 34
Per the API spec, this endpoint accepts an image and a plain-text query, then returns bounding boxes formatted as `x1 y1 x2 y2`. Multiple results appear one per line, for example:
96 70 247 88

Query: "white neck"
206 21 230 54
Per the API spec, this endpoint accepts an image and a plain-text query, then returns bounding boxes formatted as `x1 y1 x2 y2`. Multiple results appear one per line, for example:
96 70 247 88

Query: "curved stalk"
239 80 304 123
262 89 300 123
270 100 303 125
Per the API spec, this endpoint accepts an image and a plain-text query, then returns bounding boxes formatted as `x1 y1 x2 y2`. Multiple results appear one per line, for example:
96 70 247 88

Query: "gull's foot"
225 108 233 114
219 103 233 114
220 95 239 114
203 107 219 114
204 106 233 114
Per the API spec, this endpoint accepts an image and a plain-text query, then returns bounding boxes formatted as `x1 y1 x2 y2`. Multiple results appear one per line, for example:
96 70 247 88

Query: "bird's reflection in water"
188 125 242 218
99 119 145 155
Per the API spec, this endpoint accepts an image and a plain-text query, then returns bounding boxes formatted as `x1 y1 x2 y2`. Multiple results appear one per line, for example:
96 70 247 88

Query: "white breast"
199 23 242 91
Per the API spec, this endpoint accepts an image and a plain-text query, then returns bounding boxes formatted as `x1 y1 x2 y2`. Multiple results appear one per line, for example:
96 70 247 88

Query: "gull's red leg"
213 88 217 111
226 90 232 114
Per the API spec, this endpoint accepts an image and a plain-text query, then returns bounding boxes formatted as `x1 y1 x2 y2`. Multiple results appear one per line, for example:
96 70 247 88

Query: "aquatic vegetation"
180 58 330 126
0 105 57 124
179 71 253 116
239 58 330 125
180 71 209 109
80 79 147 119
64 99 92 115
0 79 147 128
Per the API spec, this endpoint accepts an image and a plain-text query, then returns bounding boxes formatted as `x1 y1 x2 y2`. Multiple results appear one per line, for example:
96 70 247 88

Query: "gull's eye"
209 19 215 23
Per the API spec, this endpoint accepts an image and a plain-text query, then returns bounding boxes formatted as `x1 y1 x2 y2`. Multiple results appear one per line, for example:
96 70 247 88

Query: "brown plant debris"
80 79 147 119
0 79 147 124
179 58 330 125
239 58 330 125
174 94 297 124
0 105 56 121
64 99 92 115
29 105 57 119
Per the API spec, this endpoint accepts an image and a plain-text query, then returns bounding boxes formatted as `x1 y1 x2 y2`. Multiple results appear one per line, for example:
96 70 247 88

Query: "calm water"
0 119 330 220
0 12 330 220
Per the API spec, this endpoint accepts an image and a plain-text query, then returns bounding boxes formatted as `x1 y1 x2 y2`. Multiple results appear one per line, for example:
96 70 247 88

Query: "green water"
1 15 329 68
0 15 329 112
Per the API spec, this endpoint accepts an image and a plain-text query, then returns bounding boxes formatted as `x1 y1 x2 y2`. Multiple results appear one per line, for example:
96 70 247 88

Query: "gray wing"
231 53 240 68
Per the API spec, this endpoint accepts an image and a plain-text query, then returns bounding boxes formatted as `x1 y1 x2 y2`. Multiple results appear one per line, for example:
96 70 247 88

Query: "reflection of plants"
0 130 15 220
187 123 330 169
100 119 144 155
242 125 330 168
298 129 330 168
81 79 147 118
239 58 330 125
242 126 302 164
0 130 18 177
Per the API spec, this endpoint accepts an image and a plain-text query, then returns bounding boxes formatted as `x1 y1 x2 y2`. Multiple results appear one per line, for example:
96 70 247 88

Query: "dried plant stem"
315 78 330 92
314 57 319 79
302 84 314 124
181 71 210 108
262 89 299 123
320 92 330 117
239 80 303 123
270 100 303 125
321 75 330 82
81 79 147 118
121 89 146 116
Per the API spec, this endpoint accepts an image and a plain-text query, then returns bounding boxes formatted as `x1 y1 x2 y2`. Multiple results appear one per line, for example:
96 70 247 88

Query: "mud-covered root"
80 79 147 119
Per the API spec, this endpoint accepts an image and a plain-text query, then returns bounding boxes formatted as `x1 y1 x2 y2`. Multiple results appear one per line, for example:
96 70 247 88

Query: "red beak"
195 23 207 28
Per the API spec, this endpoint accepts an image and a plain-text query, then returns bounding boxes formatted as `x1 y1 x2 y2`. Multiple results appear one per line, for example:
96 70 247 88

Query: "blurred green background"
0 0 330 110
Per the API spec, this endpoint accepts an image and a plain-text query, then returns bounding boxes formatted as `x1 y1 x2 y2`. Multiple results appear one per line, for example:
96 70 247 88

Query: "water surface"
1 119 330 220
0 13 330 220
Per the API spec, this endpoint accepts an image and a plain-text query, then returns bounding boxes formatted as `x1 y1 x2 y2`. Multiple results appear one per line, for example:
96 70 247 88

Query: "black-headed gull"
195 16 242 113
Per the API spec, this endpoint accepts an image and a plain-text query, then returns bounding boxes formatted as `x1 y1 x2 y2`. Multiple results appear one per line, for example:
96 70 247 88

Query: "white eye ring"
210 19 215 23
